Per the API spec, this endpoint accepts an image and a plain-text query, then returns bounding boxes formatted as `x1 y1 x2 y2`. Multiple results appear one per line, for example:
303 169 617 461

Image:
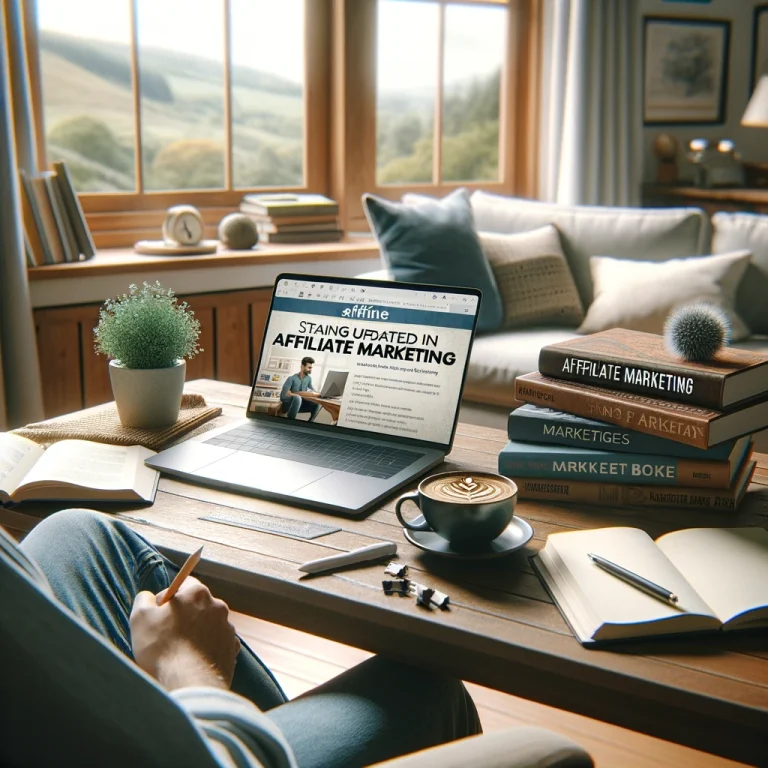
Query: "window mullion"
128 0 144 193
223 0 233 190
433 1 445 186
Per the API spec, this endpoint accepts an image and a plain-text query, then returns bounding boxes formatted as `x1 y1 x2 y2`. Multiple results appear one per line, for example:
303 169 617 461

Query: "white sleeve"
172 688 297 768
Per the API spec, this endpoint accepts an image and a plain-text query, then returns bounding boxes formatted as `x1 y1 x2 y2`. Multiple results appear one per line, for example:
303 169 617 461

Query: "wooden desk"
265 393 342 423
642 183 768 215
2 379 767 765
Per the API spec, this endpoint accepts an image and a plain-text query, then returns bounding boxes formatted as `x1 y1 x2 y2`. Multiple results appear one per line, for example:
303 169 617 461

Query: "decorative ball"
653 133 679 161
664 303 729 362
218 213 258 250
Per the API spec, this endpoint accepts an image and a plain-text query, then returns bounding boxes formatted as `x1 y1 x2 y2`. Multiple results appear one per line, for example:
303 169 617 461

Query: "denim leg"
267 656 482 768
20 508 288 711
284 395 301 419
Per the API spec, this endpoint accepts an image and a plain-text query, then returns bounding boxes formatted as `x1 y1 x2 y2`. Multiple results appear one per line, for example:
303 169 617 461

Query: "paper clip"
385 562 409 578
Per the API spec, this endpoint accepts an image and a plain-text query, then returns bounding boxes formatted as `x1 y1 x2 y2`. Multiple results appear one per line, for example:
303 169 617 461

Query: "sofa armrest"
369 727 593 768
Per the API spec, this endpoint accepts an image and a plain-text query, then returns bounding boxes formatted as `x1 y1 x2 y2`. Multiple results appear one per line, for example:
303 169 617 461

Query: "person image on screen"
280 356 321 421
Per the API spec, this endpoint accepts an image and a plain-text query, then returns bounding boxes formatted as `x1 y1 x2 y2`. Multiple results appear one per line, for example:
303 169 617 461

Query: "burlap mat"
12 394 222 451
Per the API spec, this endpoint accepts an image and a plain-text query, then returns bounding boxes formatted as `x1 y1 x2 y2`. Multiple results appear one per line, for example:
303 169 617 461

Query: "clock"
162 205 205 246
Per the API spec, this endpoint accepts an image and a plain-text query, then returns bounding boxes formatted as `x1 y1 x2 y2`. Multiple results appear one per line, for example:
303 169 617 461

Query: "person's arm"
280 377 295 399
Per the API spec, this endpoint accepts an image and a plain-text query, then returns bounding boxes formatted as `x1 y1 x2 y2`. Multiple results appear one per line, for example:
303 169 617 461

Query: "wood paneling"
34 288 272 417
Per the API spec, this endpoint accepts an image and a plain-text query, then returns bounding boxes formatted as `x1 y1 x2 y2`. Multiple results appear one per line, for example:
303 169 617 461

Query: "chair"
0 525 592 768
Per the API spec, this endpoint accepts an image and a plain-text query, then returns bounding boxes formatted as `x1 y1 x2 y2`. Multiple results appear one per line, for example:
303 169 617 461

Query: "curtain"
538 0 642 207
0 0 44 429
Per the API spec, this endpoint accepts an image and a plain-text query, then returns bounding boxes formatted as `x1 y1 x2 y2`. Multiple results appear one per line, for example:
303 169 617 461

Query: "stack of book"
239 193 342 245
499 328 768 511
19 160 96 266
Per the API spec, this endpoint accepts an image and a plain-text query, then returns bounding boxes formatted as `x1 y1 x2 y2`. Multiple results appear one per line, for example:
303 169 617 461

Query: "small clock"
162 205 205 246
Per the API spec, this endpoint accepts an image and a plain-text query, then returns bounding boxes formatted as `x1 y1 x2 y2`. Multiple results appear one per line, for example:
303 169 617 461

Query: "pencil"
156 545 204 606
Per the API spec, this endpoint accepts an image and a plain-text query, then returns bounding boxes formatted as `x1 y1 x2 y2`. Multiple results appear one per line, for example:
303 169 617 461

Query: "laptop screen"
248 274 481 449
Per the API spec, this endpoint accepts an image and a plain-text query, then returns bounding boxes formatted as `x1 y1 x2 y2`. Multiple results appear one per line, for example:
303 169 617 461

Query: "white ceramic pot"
109 359 186 428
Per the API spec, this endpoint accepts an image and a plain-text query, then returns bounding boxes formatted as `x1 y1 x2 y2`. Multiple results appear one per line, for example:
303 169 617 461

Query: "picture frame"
643 16 730 125
752 4 768 93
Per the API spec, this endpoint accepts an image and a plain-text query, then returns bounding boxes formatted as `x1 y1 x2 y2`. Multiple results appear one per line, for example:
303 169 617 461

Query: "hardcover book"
538 329 768 410
52 161 97 259
512 458 755 510
19 169 54 265
498 436 750 488
30 175 66 264
532 526 768 645
507 404 740 460
0 434 158 505
515 372 768 449
43 172 77 262
241 193 339 218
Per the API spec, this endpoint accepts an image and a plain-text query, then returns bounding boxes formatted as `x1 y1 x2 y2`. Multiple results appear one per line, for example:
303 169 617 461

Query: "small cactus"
664 303 729 362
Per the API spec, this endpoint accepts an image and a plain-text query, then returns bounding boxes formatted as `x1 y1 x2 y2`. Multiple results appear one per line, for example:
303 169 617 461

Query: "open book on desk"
532 526 768 645
0 433 159 505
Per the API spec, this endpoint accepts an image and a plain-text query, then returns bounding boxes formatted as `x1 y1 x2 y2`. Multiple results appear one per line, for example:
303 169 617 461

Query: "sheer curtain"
0 0 44 429
538 0 643 206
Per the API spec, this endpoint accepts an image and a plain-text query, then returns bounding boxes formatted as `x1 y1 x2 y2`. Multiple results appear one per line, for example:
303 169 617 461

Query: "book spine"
515 377 712 449
506 409 736 459
498 448 733 488
512 476 746 510
30 176 66 263
53 161 96 259
241 203 340 217
43 173 76 262
19 170 54 265
538 347 724 409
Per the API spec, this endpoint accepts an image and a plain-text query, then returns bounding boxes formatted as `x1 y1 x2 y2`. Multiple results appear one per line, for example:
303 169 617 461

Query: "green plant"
94 282 201 369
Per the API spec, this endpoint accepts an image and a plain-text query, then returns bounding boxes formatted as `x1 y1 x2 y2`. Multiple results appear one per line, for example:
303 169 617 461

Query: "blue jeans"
20 509 480 768
282 395 321 421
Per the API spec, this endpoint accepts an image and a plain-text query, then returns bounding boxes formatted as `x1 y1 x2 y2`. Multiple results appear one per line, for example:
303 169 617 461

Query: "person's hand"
130 577 240 691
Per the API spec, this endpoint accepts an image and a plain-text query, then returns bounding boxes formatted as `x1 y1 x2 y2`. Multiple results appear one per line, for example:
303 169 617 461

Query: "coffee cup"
395 471 518 550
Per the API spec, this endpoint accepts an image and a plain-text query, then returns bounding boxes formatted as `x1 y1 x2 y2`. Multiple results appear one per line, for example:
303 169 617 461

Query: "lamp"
742 75 768 126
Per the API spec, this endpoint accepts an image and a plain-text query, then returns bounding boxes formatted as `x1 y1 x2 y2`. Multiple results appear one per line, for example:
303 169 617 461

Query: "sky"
37 0 506 92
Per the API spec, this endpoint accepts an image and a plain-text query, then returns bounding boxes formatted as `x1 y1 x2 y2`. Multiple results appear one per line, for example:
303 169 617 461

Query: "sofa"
361 191 768 420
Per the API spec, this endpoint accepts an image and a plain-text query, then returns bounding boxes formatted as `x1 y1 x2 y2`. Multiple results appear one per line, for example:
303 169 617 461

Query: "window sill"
27 237 380 281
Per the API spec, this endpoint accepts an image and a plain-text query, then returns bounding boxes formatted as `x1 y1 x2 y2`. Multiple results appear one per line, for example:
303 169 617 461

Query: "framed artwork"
752 4 768 93
643 17 730 124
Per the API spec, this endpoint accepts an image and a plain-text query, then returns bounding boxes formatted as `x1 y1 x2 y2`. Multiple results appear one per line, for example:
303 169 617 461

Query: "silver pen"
299 542 398 574
588 553 680 606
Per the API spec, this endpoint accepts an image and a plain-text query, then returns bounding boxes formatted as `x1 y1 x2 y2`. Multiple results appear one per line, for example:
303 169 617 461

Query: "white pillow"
578 251 752 341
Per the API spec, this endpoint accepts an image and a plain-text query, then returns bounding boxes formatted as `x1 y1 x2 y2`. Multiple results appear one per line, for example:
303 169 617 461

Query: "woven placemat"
12 394 222 451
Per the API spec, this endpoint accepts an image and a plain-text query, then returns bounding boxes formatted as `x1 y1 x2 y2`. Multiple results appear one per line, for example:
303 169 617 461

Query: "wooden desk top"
3 379 767 765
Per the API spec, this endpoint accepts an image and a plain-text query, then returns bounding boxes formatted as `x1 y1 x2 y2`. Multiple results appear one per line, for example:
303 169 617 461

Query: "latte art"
424 473 515 504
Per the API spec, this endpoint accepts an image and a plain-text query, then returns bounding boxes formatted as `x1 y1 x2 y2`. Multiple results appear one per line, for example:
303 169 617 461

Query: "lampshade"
742 76 768 127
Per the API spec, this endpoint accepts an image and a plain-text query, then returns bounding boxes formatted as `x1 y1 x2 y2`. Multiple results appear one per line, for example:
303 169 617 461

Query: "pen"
157 545 204 606
299 542 397 574
588 553 679 606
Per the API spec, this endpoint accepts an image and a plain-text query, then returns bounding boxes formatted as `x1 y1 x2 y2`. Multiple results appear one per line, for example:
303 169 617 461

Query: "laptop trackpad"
196 451 332 494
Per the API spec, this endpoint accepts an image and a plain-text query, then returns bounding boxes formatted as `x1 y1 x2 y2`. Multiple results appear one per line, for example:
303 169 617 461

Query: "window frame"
23 0 539 248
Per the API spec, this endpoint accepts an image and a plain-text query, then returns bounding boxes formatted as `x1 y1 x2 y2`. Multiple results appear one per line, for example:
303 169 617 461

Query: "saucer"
402 515 534 560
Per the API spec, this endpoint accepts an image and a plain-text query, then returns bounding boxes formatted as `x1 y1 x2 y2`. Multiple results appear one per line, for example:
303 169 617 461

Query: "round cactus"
218 213 258 250
664 303 729 362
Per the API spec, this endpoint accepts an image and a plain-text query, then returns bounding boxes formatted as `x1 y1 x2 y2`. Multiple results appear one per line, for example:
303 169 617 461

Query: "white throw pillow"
578 251 752 341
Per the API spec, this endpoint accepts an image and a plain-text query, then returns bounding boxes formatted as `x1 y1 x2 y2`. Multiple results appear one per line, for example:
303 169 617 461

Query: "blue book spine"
498 439 716 486
507 404 736 461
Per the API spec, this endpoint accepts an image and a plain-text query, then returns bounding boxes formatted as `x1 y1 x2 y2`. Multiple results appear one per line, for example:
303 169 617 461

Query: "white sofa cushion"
712 212 768 334
470 191 710 306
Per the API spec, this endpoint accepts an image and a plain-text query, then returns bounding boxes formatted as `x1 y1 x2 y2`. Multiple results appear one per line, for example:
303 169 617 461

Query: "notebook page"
549 527 716 625
656 527 768 626
0 434 44 496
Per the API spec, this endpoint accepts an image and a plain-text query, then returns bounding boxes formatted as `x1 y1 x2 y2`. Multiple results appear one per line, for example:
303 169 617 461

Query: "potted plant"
95 282 201 428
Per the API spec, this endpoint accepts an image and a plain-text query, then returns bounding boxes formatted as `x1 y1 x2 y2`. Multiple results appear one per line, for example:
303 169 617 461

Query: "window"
25 0 538 247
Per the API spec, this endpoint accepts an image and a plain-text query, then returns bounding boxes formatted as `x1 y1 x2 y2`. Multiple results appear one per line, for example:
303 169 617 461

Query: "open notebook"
533 526 768 645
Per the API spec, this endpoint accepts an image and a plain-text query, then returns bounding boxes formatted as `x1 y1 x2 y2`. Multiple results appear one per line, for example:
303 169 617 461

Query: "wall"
637 0 767 182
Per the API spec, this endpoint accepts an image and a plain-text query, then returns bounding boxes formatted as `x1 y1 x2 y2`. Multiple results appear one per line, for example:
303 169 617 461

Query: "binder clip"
385 562 409 579
382 579 410 596
414 583 450 610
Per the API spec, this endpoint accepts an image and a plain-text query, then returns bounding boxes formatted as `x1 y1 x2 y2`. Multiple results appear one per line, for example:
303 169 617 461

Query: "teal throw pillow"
362 189 503 332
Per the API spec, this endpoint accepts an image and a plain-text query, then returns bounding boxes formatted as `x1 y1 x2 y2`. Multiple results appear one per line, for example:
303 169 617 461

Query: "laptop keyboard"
204 424 424 479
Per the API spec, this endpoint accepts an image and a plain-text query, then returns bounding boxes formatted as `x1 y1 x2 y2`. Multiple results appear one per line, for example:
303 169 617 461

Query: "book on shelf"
43 172 77 262
0 433 159 505
498 436 751 489
507 404 741 460
240 193 339 218
515 372 768 450
241 213 340 227
19 169 54 265
538 329 768 410
52 161 97 260
512 457 755 510
258 230 344 245
532 526 768 645
256 220 341 235
29 175 66 264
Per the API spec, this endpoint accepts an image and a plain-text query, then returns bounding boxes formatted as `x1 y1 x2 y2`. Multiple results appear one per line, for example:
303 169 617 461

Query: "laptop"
146 273 481 514
318 370 349 399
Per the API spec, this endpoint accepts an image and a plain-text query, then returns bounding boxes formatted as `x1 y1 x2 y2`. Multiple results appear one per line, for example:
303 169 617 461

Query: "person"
280 357 321 422
1 508 481 768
